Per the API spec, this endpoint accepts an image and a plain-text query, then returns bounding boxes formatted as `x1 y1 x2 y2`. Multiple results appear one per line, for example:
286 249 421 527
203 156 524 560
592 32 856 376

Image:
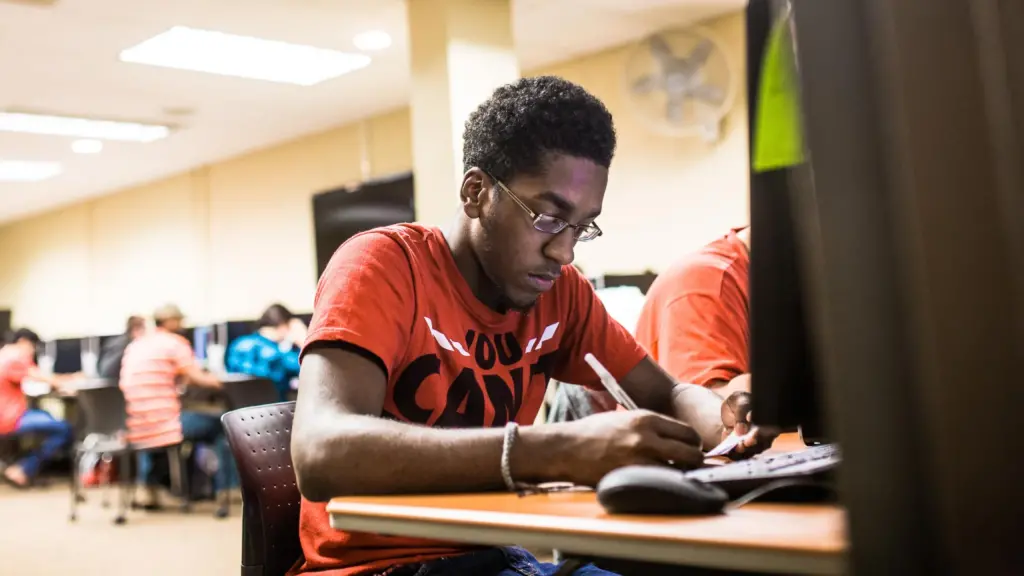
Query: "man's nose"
542 228 576 266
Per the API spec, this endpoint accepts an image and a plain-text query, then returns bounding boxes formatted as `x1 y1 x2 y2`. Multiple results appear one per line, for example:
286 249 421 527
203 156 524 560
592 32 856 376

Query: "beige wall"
0 12 748 338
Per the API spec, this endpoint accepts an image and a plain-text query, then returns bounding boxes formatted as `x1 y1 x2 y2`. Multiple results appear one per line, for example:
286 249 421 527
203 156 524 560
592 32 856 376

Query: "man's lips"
527 272 560 291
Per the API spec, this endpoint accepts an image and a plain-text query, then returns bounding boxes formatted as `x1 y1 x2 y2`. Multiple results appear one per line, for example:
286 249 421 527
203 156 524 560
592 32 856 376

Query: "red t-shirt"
635 228 750 386
293 224 646 576
0 345 34 435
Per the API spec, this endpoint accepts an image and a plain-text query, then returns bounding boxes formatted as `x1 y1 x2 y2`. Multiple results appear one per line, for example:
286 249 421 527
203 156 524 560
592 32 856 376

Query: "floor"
0 480 559 575
0 482 240 575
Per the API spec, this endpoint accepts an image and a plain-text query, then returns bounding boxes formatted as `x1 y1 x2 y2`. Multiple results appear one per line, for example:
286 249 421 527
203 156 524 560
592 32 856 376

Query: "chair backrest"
222 377 281 410
75 382 127 438
221 402 301 576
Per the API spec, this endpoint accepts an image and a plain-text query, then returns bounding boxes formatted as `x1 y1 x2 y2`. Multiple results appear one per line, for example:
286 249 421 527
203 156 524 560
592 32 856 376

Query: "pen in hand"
584 353 639 410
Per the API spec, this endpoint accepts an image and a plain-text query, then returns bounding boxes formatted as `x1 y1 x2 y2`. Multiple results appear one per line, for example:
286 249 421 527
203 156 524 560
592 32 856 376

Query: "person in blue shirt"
225 304 307 401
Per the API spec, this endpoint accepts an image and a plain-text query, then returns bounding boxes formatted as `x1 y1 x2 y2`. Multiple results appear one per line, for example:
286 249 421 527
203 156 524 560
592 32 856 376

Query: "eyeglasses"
489 176 603 242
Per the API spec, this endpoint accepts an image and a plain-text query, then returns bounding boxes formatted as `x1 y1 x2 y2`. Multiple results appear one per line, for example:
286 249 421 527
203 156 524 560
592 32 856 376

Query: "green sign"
753 15 806 171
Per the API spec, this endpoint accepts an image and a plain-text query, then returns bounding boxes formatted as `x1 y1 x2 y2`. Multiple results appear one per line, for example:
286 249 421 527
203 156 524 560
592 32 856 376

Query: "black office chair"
69 382 133 524
222 376 281 410
221 401 302 576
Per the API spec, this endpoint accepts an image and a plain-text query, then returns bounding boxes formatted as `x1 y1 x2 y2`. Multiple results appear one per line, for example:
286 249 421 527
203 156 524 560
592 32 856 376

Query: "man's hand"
522 410 705 487
288 318 308 346
720 391 778 458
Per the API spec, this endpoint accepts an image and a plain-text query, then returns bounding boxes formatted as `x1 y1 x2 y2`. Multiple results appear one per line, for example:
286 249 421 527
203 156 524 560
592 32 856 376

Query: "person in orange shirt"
290 77 775 576
0 328 76 488
635 227 752 401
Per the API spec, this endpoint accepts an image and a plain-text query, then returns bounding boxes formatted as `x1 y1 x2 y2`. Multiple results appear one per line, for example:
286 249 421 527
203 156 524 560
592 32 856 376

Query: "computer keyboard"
684 443 841 500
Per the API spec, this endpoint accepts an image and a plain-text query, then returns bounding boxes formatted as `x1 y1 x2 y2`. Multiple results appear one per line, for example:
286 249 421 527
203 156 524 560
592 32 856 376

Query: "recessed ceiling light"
71 139 104 154
353 30 392 51
0 112 170 142
0 160 62 182
120 26 372 86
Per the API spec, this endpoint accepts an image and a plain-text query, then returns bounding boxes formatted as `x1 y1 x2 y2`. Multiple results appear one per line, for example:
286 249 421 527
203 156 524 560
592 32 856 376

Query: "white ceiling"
0 0 744 224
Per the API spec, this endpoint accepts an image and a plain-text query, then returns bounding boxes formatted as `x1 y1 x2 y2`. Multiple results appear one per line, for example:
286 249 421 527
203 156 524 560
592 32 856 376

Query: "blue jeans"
393 547 619 576
14 409 73 478
136 411 238 491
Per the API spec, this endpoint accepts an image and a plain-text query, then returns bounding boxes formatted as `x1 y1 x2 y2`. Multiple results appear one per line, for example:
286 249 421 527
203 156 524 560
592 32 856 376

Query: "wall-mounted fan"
624 27 737 143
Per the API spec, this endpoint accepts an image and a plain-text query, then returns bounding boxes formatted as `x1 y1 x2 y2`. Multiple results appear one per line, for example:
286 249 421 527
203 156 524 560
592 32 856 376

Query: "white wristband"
501 422 524 492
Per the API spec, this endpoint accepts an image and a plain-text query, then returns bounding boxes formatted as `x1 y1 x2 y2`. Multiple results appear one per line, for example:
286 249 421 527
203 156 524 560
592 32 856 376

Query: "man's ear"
459 168 490 219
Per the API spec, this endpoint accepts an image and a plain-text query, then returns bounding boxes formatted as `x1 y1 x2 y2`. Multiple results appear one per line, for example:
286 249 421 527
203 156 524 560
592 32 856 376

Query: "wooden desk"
329 434 846 575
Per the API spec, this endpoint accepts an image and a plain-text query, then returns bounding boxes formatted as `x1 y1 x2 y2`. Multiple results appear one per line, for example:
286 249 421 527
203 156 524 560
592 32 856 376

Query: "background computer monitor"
52 338 83 374
193 325 212 362
312 172 415 280
225 320 252 350
745 0 827 442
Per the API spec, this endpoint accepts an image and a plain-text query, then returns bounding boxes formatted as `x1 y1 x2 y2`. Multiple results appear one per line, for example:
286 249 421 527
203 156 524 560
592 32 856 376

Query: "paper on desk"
706 431 747 457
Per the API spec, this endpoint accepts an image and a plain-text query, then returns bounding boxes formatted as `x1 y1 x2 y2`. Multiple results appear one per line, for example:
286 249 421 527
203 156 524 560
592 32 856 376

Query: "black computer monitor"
746 0 827 443
225 320 252 350
52 338 83 374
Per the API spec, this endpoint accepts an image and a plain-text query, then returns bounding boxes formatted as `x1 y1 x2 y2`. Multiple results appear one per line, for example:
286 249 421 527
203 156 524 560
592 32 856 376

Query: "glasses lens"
533 215 568 234
576 226 601 242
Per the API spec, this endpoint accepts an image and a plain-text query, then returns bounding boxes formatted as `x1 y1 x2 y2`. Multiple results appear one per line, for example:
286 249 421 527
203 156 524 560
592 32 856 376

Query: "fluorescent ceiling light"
71 139 103 154
120 26 372 86
0 160 62 182
0 112 169 142
353 30 392 51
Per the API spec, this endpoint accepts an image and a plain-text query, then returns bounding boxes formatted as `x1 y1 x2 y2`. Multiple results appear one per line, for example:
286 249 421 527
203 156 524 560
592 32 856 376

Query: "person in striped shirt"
119 304 230 515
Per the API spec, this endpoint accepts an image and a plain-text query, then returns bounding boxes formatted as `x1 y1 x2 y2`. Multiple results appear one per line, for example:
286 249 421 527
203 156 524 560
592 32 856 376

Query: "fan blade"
691 83 725 106
647 35 675 65
666 94 687 124
683 38 715 73
631 74 661 95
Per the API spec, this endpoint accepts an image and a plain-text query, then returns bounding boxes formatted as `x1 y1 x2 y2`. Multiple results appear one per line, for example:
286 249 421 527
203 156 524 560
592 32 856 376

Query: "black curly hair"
462 75 616 183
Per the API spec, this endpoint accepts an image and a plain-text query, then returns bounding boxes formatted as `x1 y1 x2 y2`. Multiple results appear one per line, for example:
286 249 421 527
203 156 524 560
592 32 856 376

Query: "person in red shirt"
1 328 76 488
291 77 775 576
635 227 752 401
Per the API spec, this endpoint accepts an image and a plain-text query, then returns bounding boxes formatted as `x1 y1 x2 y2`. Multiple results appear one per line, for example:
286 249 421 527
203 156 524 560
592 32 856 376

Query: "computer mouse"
596 465 729 516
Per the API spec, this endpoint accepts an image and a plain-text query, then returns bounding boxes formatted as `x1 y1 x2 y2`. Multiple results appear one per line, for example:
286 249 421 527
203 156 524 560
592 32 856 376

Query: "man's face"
14 338 36 358
470 154 608 310
269 323 290 343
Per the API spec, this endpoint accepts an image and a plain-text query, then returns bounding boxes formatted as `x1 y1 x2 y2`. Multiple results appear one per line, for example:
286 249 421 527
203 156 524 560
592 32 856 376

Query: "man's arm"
25 367 80 392
181 365 221 389
292 345 705 501
618 357 726 450
707 373 751 399
293 345 552 501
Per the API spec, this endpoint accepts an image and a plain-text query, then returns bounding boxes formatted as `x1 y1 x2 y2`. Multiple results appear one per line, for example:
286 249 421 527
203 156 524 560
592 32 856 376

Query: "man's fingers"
721 391 753 429
731 426 780 457
648 437 705 470
646 413 703 447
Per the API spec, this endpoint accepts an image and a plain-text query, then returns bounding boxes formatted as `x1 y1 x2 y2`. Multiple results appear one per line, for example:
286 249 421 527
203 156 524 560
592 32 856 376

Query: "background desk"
328 435 846 575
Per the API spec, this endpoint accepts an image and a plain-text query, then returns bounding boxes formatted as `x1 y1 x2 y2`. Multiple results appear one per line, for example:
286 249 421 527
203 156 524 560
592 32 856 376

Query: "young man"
635 227 752 399
119 304 232 516
226 303 306 401
0 328 76 488
291 77 773 576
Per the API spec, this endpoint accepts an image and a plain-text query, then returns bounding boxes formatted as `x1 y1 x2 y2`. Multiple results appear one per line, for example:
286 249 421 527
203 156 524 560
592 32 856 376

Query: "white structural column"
406 0 520 227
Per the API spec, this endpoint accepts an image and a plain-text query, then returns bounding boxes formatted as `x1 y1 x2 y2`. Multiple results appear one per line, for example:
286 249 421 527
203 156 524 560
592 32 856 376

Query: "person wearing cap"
119 304 232 516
